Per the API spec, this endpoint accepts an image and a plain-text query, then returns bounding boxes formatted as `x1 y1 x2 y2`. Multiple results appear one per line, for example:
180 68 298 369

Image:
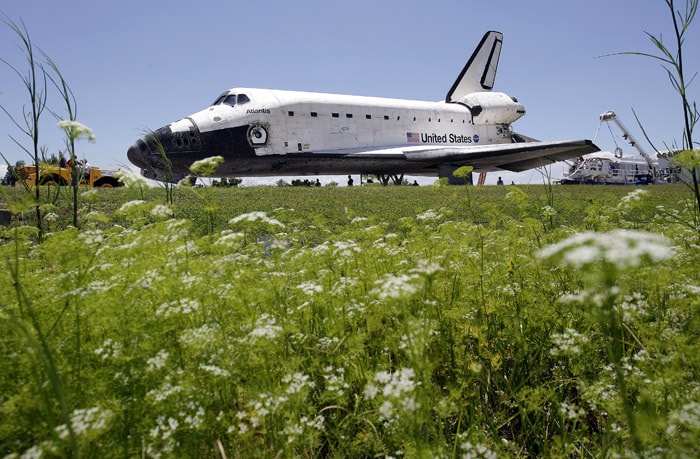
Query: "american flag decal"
406 132 420 143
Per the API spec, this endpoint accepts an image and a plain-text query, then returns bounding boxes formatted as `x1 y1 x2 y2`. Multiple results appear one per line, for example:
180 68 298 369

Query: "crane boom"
599 110 655 169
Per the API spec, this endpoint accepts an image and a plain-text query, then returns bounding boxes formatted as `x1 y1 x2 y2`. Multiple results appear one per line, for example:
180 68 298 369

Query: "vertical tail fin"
446 31 503 103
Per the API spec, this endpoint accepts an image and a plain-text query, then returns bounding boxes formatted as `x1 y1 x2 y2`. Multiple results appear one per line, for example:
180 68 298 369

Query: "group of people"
346 175 419 186
67 158 91 179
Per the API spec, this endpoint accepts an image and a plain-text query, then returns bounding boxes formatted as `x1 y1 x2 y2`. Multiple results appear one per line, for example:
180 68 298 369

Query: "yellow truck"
17 164 123 188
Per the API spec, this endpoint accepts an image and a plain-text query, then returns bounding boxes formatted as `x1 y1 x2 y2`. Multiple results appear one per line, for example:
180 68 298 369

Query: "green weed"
0 184 698 457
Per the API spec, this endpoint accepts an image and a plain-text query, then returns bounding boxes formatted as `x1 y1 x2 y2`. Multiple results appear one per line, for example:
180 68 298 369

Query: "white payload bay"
127 31 598 183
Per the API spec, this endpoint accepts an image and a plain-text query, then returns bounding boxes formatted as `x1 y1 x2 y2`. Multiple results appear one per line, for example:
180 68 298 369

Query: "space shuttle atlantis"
127 31 598 183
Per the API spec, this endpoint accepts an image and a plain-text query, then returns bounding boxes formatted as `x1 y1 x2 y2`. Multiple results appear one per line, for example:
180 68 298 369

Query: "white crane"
598 110 656 171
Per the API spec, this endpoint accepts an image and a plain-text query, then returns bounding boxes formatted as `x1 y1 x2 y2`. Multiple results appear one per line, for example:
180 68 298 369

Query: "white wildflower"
181 403 206 429
616 292 649 323
343 299 366 318
94 338 122 360
550 328 589 356
332 240 361 257
118 200 147 213
214 230 244 246
559 401 586 420
618 188 649 209
378 400 394 421
282 372 316 394
378 367 419 398
229 211 284 228
147 382 183 402
78 229 104 245
18 444 46 459
151 204 174 219
44 212 59 222
136 269 164 290
365 367 420 420
372 273 418 299
180 324 219 349
180 274 201 289
199 364 230 377
156 298 200 318
248 313 283 340
279 420 304 443
57 120 96 142
416 209 442 220
164 219 192 240
364 383 380 400
541 205 557 218
323 366 350 396
116 169 152 188
410 259 444 276
666 401 700 437
401 395 419 412
317 336 340 349
331 276 358 295
459 439 497 459
297 280 323 296
537 230 674 269
189 155 224 176
55 406 112 439
149 416 179 441
146 349 169 372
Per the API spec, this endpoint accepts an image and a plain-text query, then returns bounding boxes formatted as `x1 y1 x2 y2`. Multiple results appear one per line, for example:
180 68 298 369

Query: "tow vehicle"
16 163 123 187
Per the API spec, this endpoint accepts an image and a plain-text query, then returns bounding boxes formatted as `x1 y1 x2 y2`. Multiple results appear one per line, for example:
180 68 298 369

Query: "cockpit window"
212 93 227 106
211 93 251 107
223 95 237 106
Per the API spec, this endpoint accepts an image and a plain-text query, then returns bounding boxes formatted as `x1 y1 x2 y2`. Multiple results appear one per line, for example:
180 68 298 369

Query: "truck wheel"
95 177 120 188
39 175 67 186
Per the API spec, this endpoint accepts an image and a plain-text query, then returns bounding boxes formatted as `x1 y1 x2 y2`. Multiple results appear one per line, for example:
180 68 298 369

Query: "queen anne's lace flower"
537 230 674 269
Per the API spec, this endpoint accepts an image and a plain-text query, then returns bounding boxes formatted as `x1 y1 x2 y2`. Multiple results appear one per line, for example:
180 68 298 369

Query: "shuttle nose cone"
127 140 148 168
126 126 171 170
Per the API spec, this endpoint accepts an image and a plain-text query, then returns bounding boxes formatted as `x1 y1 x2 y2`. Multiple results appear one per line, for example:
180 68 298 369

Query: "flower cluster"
616 292 649 323
229 211 284 228
55 406 112 439
282 372 316 394
372 273 418 299
323 366 350 396
116 169 152 188
549 328 589 356
537 229 674 269
278 415 325 444
189 155 224 176
155 298 200 318
246 313 283 341
146 349 170 372
57 120 96 142
364 367 421 421
150 204 174 219
179 323 219 350
94 339 122 361
617 188 649 209
458 439 498 459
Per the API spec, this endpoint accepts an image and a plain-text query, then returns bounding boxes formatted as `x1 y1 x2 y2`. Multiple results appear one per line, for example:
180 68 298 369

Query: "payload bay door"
285 110 312 153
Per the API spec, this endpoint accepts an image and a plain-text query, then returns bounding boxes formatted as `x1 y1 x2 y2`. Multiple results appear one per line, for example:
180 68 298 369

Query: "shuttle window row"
211 93 251 107
287 111 466 123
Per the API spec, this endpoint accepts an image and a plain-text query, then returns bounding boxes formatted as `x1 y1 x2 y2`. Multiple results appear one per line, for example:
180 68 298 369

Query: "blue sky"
1 0 698 185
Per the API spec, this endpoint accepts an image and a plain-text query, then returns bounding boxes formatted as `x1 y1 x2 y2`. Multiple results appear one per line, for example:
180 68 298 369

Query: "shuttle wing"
339 139 598 173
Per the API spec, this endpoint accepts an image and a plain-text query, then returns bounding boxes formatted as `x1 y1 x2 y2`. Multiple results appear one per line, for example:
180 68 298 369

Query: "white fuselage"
182 88 521 156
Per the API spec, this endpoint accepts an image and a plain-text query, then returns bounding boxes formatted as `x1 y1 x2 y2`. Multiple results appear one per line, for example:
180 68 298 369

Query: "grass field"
0 183 698 457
